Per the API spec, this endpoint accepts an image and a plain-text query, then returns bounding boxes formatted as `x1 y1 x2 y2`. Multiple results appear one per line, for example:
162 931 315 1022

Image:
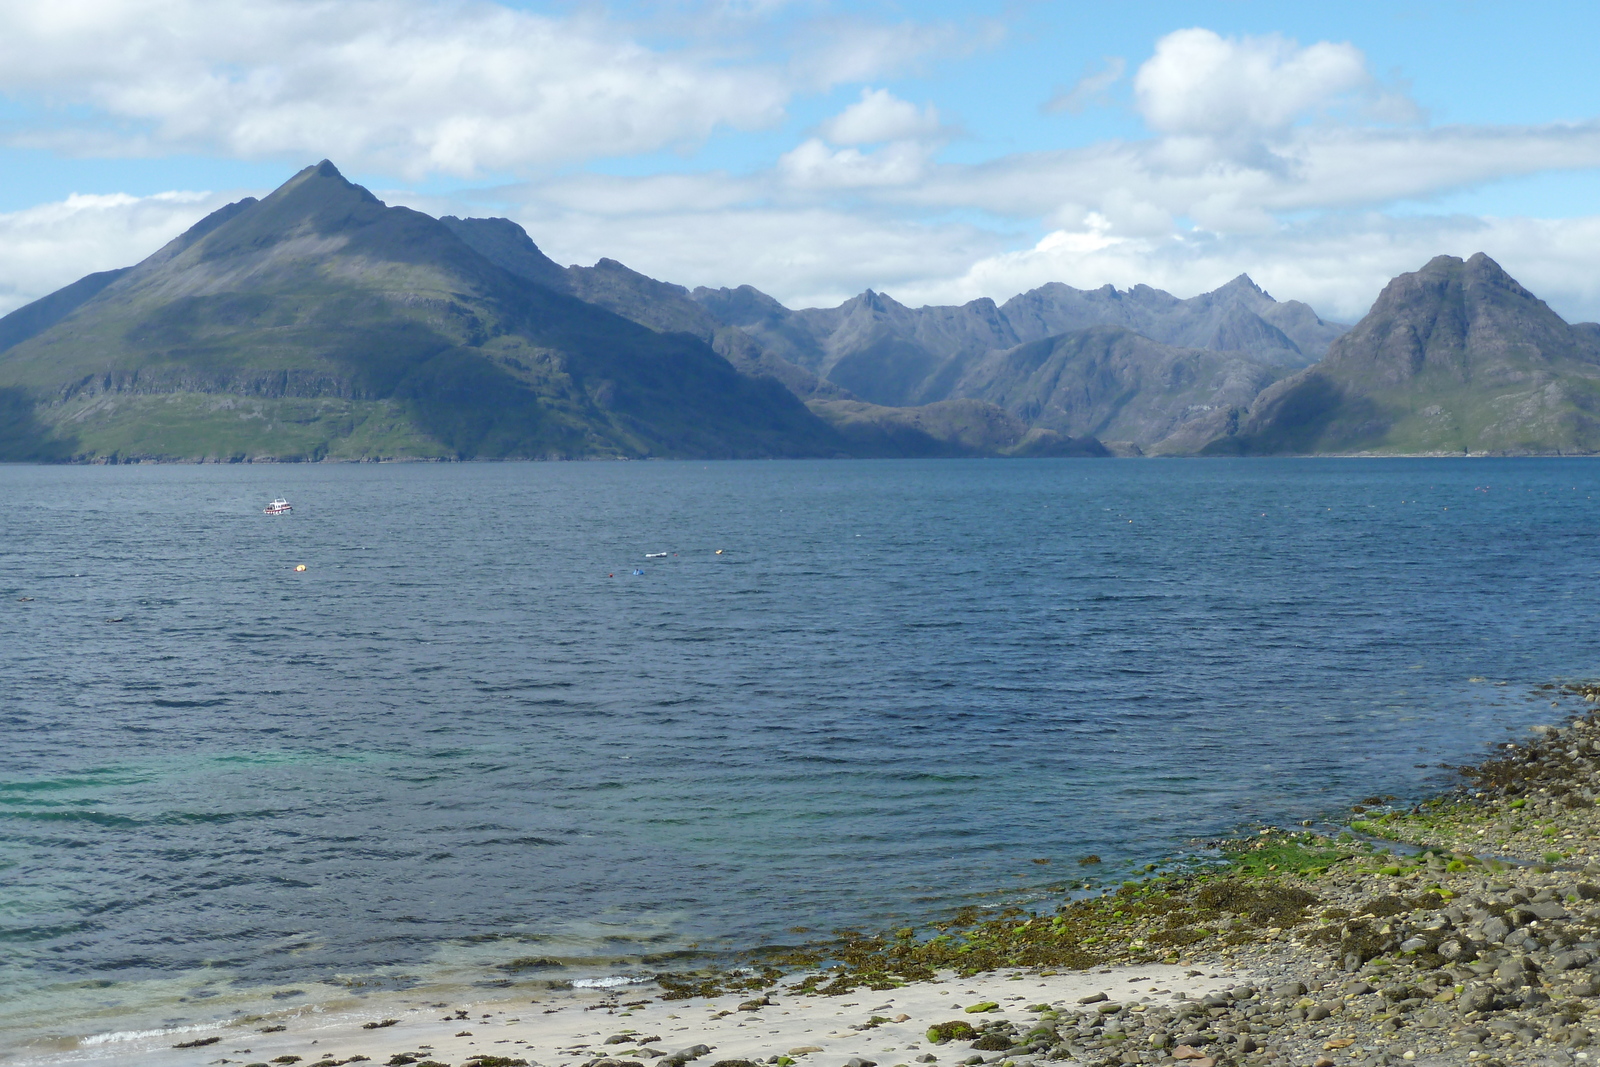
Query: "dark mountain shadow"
0 388 75 461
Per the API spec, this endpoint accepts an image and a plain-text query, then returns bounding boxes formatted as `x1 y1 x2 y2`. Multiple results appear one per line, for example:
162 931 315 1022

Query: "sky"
3 0 1600 323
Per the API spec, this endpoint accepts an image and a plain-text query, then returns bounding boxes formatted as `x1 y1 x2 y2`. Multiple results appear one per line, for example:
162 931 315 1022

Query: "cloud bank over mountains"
4 2 1600 324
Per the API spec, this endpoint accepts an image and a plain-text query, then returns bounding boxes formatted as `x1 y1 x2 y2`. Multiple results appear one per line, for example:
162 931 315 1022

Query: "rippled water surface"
3 458 1600 1048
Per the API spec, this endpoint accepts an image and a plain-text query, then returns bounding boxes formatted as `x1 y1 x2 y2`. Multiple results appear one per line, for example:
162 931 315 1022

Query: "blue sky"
3 0 1600 322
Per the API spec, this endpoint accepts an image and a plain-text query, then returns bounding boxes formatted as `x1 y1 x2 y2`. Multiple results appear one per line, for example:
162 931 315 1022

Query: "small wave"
572 975 653 989
81 1022 216 1046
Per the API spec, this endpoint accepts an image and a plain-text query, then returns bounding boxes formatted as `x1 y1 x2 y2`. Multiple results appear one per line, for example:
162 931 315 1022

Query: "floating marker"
295 564 307 572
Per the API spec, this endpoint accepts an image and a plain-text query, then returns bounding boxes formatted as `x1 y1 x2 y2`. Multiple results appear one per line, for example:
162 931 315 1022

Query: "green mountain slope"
439 215 848 401
0 162 845 462
1204 254 1600 455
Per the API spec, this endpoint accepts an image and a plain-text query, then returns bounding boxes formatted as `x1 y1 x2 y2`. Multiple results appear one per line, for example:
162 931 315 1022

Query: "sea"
3 457 1599 1056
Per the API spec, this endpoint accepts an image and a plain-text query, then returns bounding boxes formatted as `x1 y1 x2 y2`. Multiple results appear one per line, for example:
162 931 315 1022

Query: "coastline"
19 687 1600 1067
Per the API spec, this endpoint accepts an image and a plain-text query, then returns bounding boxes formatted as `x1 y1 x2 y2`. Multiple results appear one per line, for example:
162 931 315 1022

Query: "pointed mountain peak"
846 289 906 313
265 158 380 211
1219 273 1266 295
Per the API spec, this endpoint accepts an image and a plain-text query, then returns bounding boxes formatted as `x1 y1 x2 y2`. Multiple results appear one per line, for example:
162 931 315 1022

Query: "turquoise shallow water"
2 457 1599 1049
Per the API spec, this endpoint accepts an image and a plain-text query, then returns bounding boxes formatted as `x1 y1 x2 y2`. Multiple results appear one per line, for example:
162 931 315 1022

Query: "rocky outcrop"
1205 254 1600 455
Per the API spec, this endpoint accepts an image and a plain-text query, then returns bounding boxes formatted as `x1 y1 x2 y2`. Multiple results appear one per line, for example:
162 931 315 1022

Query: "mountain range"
1 160 1597 461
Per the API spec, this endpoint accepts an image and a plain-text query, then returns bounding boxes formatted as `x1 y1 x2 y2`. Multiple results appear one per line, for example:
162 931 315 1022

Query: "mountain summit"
0 162 843 461
1205 254 1600 454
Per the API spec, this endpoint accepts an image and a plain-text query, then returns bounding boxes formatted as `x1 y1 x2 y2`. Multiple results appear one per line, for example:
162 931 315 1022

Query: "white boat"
264 498 292 515
644 552 668 558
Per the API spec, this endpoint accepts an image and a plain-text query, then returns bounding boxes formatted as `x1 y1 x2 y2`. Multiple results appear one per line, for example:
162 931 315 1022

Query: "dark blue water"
3 458 1599 1044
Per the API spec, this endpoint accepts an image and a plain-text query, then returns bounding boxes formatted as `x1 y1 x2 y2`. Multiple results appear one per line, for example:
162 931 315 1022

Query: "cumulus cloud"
892 122 1600 231
820 88 943 144
1044 56 1126 114
0 0 966 178
0 188 233 315
779 138 936 188
493 196 1005 312
1132 28 1418 142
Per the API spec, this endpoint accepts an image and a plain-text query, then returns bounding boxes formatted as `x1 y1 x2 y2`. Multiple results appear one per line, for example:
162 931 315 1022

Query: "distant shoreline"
8 450 1600 465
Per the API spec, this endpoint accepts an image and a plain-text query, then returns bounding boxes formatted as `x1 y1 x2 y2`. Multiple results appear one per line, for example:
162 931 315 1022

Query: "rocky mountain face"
691 275 1346 410
1204 254 1600 455
0 163 848 462
951 327 1290 455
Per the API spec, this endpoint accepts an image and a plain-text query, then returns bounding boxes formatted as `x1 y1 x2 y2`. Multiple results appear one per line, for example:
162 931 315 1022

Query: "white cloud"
0 189 233 315
0 0 967 178
820 88 942 144
501 199 1006 312
1133 28 1412 142
779 137 935 188
1044 56 1125 115
889 121 1600 232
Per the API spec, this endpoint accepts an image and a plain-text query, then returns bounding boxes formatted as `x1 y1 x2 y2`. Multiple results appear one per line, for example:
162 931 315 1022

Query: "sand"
18 964 1251 1067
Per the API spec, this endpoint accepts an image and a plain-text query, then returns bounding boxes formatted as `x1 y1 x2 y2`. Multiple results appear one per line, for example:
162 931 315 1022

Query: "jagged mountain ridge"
690 274 1348 409
1204 253 1600 455
431 219 1347 454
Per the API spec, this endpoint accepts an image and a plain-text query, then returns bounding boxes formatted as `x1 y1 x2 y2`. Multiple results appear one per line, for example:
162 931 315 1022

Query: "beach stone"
842 1059 877 1067
1496 958 1532 983
1482 916 1511 942
1077 993 1107 1005
1459 984 1495 1013
788 1049 823 1057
